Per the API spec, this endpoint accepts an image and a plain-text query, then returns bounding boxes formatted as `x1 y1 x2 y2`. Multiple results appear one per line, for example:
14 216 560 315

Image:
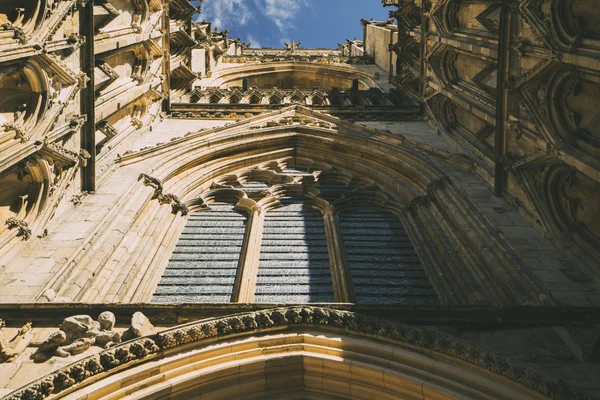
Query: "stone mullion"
232 205 264 303
322 206 354 303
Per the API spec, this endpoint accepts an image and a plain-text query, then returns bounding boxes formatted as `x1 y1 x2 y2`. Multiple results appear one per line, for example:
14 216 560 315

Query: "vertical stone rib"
80 0 96 192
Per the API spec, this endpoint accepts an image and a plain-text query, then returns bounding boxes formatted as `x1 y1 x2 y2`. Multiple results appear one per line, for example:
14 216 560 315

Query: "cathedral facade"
0 0 599 399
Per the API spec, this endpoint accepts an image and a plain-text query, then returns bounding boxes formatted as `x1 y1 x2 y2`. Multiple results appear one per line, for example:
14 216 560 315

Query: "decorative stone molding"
138 174 188 216
0 320 32 363
70 191 89 206
32 311 156 363
78 149 91 167
2 122 30 143
96 121 119 139
5 337 159 400
4 307 593 400
5 218 32 241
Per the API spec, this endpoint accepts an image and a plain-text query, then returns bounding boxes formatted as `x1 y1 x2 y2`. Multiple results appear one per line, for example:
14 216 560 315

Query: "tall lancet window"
339 205 438 305
152 202 248 303
254 197 335 303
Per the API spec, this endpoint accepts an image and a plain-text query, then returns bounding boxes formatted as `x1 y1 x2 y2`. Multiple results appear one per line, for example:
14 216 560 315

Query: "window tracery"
152 162 439 305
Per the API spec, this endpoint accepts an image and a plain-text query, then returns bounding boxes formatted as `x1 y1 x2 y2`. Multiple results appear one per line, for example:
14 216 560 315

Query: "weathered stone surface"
0 330 17 363
97 311 116 331
122 312 156 341
57 338 94 357
93 331 121 348
60 315 99 342
4 307 597 400
38 331 66 353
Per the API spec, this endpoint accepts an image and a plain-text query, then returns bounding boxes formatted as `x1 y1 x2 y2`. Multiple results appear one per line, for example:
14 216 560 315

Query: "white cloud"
199 0 309 47
246 35 262 49
200 0 254 30
253 0 308 35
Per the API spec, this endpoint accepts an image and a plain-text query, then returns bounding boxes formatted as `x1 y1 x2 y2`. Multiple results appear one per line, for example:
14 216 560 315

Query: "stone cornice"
1 304 598 326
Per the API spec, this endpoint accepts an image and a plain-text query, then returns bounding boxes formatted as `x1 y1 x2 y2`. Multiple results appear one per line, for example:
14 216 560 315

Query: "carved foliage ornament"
5 218 31 240
4 307 593 400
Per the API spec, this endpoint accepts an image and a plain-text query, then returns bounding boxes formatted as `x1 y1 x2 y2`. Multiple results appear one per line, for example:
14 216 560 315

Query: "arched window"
339 206 438 305
152 202 248 302
255 197 335 303
153 166 439 305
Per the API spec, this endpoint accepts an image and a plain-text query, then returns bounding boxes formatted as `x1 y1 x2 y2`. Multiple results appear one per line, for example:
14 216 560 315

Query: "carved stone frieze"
7 307 588 400
32 311 156 364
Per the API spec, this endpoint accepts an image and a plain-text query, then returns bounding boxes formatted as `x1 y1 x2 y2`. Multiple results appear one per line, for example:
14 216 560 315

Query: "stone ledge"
0 303 599 327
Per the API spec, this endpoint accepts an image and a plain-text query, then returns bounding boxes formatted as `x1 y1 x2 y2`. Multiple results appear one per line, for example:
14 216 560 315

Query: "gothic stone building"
0 0 599 399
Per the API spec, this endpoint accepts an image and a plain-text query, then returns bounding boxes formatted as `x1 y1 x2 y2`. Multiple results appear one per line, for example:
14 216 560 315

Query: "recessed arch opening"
57 321 551 400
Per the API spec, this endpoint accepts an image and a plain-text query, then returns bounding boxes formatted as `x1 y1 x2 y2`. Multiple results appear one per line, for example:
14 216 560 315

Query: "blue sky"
193 0 390 49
